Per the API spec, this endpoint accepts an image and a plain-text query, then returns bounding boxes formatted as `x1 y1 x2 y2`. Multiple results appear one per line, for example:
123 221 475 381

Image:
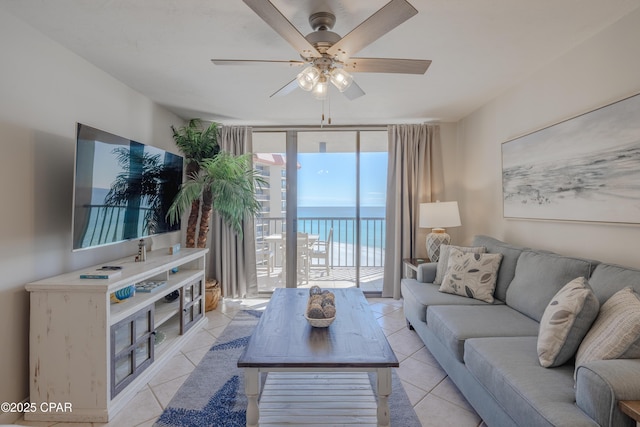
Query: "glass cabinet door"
111 305 154 397
181 279 203 333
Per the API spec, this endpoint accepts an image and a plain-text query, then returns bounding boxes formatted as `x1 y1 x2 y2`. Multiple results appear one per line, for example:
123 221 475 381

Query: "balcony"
255 216 385 293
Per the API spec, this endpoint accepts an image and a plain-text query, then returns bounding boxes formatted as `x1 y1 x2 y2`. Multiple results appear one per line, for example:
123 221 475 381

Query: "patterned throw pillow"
433 245 487 285
438 248 503 303
537 277 599 368
575 287 640 373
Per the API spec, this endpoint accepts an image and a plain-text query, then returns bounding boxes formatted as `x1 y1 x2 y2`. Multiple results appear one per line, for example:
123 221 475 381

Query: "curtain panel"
383 124 443 298
210 126 258 298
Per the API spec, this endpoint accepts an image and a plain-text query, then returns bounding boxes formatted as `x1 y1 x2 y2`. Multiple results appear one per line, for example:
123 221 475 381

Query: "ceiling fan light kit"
212 0 431 112
329 68 353 92
296 66 320 91
312 75 329 100
297 64 352 95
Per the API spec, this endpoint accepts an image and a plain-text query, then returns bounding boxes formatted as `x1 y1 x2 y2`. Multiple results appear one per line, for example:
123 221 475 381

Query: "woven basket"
305 313 335 328
205 280 221 311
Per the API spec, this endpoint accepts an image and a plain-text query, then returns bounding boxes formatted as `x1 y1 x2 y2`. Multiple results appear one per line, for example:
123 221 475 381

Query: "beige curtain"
210 126 258 298
383 124 443 298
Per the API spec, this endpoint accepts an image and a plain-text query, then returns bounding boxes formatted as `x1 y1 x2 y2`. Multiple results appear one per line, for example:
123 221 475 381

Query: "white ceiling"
3 0 639 126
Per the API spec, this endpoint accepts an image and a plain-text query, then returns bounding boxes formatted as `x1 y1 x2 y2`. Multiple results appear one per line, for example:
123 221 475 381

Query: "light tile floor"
14 297 485 427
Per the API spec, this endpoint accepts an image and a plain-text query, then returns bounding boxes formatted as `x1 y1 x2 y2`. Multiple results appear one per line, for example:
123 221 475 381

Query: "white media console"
25 247 209 422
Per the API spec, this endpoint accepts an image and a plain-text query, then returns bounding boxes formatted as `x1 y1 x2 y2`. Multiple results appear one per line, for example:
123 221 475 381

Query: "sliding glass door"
253 128 387 294
253 132 288 290
358 131 388 292
297 131 357 288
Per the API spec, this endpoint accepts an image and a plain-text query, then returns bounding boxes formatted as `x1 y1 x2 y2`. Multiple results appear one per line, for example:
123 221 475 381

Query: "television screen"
72 124 183 250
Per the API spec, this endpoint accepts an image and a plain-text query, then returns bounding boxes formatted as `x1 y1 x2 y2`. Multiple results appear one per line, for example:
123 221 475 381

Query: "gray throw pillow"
438 248 502 303
434 244 487 285
537 277 599 368
575 287 640 374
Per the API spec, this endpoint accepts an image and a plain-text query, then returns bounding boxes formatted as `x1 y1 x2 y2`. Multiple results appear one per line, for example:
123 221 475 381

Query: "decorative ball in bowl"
305 286 336 328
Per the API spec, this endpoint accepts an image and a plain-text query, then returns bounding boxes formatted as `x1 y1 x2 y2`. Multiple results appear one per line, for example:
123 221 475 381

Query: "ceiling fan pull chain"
328 90 332 125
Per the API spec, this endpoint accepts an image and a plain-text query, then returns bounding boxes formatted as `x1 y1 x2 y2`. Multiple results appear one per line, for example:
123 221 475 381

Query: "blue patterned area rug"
154 310 421 427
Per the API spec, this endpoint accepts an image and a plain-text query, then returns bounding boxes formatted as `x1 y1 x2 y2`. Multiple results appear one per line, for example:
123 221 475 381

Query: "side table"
403 258 430 279
620 401 640 426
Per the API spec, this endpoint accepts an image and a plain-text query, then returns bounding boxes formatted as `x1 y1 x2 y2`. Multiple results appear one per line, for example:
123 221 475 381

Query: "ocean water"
298 206 385 218
297 206 386 250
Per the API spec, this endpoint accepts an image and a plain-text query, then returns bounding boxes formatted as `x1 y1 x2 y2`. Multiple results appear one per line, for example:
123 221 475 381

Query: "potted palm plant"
167 149 264 244
167 119 264 309
168 119 219 248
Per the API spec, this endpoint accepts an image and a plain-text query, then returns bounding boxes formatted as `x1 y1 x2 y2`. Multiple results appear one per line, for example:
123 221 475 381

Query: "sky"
297 152 387 208
502 92 640 169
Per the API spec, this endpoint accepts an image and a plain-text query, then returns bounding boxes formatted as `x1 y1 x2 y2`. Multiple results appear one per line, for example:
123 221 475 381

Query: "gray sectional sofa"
401 235 640 427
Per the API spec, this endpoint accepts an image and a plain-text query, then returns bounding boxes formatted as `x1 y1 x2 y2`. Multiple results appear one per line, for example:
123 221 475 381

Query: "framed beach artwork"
502 92 640 224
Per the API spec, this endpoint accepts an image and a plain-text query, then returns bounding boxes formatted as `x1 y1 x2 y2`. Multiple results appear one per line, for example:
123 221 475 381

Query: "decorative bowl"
110 284 136 303
305 313 336 328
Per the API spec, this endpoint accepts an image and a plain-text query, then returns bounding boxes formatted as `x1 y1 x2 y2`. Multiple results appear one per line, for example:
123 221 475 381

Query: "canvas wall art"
502 92 640 223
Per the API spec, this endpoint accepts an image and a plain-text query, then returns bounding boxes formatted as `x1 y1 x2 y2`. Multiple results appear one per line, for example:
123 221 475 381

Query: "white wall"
0 10 183 421
457 8 640 269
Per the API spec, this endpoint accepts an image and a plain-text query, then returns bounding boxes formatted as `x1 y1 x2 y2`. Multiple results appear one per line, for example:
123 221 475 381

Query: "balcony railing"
255 216 385 268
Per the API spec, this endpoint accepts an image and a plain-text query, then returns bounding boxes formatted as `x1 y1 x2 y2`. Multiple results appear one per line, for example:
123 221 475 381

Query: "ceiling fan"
211 0 431 101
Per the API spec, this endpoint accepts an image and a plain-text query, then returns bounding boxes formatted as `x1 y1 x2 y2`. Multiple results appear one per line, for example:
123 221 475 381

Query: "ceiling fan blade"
327 0 418 60
343 57 431 74
243 0 321 58
212 59 305 67
343 81 365 100
270 78 299 97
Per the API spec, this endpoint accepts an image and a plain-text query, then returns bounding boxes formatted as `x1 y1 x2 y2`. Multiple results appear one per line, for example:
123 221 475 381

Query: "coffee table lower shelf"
257 371 378 426
244 367 392 427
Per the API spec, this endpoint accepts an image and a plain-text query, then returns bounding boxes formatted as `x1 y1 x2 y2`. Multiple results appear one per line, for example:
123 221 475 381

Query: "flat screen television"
72 123 183 251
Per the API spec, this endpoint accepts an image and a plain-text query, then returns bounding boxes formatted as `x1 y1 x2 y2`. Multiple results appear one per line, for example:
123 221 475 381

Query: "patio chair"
309 228 333 276
255 241 274 277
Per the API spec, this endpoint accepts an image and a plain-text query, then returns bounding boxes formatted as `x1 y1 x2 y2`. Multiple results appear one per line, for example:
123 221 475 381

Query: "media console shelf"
25 247 209 422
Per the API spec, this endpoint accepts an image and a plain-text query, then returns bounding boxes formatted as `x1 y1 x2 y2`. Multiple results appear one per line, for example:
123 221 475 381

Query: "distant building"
253 153 301 239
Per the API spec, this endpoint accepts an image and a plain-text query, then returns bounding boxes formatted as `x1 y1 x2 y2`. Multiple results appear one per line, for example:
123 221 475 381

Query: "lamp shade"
419 201 461 229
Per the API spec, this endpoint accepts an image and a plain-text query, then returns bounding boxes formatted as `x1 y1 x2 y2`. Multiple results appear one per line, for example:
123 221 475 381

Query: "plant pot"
205 279 221 311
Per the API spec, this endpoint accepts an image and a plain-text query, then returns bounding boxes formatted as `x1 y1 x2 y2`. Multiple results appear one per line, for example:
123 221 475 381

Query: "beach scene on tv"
73 124 183 250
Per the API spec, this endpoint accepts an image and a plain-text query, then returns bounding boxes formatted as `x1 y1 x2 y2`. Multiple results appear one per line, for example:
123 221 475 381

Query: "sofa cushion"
506 250 597 322
465 337 599 427
471 235 527 302
537 277 599 368
587 262 640 304
427 305 539 362
439 249 503 303
401 280 499 323
576 287 640 371
434 244 487 285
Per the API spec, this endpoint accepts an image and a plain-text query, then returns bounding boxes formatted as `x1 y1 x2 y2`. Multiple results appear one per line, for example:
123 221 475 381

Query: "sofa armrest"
416 262 438 283
576 359 640 427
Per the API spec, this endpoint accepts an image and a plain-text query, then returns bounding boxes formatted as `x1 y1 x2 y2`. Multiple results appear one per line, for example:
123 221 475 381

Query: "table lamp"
419 201 461 262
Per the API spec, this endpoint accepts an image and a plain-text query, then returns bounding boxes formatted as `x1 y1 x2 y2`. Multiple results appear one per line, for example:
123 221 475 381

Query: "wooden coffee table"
238 288 399 427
